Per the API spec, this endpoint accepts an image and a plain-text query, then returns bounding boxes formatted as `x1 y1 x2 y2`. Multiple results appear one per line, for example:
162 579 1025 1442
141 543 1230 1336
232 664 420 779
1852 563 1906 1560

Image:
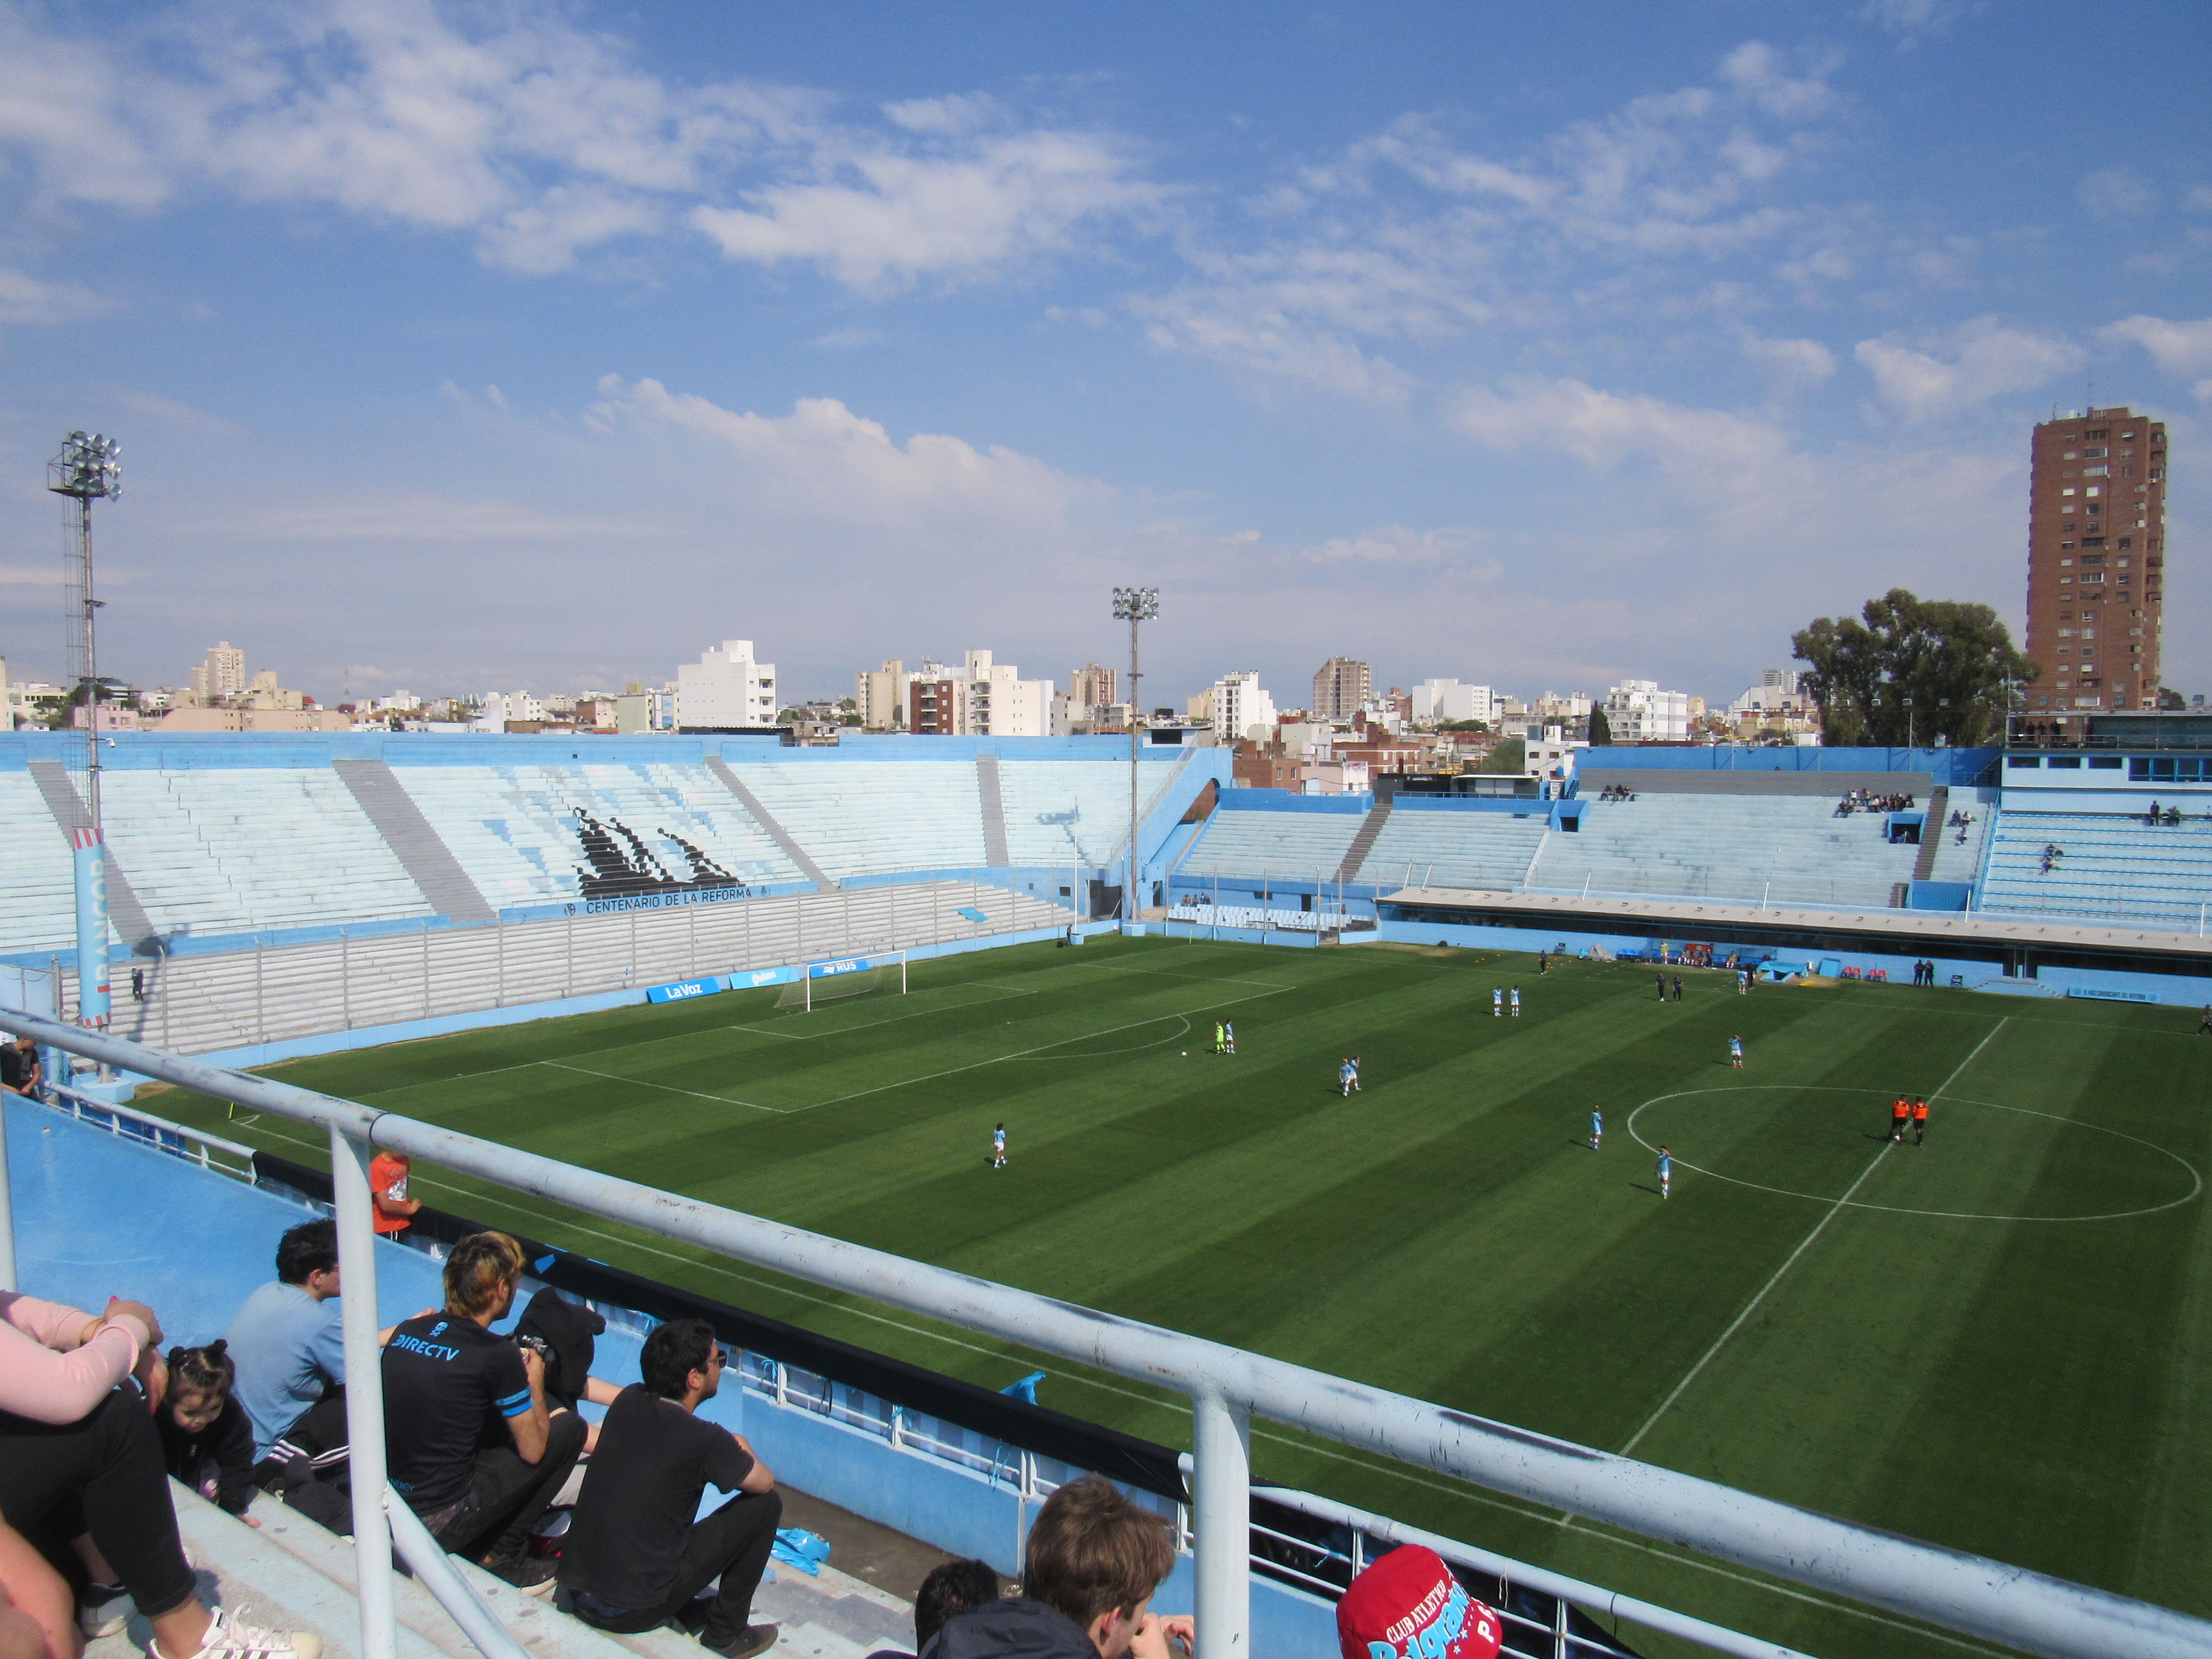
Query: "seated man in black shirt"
381 1232 587 1590
559 1318 781 1659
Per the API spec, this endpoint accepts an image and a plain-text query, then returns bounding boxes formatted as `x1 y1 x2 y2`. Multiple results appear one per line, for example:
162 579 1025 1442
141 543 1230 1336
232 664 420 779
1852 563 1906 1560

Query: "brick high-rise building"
1311 656 1372 722
2025 408 2168 718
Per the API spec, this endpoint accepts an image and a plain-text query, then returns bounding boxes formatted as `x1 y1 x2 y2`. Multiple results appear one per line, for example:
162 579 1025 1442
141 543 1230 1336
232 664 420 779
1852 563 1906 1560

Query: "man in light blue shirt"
226 1219 408 1467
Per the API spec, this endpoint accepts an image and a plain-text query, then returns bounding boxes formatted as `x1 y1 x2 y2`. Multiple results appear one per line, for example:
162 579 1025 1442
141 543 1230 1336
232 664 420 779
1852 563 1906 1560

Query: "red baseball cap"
1336 1546 1502 1659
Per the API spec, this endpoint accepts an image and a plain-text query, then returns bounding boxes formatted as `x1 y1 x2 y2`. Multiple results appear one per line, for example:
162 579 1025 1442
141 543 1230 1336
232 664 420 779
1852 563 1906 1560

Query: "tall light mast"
1111 587 1158 934
48 431 121 1036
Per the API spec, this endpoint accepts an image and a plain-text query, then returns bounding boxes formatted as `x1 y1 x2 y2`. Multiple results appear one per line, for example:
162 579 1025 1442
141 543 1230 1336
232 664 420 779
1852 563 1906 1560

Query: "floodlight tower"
1111 586 1158 935
48 431 121 1037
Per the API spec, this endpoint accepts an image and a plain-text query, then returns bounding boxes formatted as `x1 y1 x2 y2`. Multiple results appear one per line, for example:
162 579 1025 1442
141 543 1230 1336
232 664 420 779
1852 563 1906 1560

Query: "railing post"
0 1088 16 1291
1191 1391 1250 1659
328 1124 399 1659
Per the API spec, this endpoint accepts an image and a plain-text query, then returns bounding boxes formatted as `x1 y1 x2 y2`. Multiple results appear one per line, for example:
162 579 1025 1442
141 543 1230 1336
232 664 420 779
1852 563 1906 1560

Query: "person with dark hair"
0 1038 39 1102
922 1474 1187 1659
911 1562 999 1654
559 1318 780 1659
383 1232 586 1591
156 1344 255 1518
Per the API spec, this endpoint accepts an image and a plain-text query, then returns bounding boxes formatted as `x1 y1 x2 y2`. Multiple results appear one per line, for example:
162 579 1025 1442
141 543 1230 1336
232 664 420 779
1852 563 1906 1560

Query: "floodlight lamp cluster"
1111 586 1160 622
48 431 122 501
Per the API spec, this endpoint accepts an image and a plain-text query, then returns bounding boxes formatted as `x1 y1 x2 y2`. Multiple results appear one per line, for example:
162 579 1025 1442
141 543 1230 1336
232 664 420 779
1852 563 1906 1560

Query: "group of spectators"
2041 842 2066 873
1594 784 1638 802
2143 800 2190 827
1834 790 1916 817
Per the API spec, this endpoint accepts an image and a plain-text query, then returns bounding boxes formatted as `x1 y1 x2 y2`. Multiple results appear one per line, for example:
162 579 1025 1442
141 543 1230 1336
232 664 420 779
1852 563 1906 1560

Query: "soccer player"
1728 1034 1744 1069
1657 1146 1672 1200
1509 986 1521 1017
1348 1054 1362 1093
991 1123 1007 1168
1492 987 1503 1017
1338 1059 1355 1097
1912 1097 1929 1145
1213 1022 1226 1054
1890 1097 1909 1142
1223 1021 1236 1055
1738 967 1751 994
1671 974 1683 1002
1589 1108 1602 1151
1656 974 1667 1002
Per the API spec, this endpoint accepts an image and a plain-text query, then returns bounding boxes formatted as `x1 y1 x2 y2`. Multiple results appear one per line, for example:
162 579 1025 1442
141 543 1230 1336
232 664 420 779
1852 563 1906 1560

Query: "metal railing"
43 1081 257 1181
4 1010 2212 1659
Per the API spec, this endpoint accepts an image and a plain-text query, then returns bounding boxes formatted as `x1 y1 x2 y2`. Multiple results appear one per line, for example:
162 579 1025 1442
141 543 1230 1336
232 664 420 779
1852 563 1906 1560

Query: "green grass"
151 935 2212 1659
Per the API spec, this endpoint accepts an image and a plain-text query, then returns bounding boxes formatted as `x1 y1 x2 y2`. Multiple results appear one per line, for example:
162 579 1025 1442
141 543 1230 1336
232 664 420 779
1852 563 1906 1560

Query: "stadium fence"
3 1012 2210 1659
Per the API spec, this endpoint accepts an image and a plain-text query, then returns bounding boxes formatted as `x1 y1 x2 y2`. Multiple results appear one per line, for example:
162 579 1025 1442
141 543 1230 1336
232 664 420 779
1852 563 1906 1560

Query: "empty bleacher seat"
1179 810 1364 882
0 772 79 955
1358 809 1548 890
731 761 987 879
998 758 1182 867
1978 810 2212 931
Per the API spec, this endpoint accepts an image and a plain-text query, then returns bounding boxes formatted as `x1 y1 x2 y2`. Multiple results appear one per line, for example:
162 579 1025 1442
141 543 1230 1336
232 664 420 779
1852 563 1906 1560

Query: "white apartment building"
675 639 778 729
956 649 1051 737
1209 671 1278 743
1410 679 1499 725
854 659 910 730
1603 679 1691 743
187 641 247 706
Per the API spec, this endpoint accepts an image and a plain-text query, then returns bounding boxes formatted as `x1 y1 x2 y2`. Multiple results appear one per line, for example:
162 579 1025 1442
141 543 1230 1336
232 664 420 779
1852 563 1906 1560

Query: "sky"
0 0 2208 712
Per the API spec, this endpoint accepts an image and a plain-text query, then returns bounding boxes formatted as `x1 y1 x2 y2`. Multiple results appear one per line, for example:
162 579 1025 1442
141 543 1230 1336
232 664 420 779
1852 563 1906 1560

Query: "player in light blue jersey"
1338 1059 1355 1097
1589 1108 1603 1151
1729 1034 1744 1069
992 1122 1007 1168
1492 987 1503 1017
1509 986 1521 1017
1657 1145 1671 1199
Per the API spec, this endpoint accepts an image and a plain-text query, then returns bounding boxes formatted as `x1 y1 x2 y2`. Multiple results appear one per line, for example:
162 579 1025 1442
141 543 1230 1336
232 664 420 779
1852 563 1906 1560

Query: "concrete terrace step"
107 1482 917 1659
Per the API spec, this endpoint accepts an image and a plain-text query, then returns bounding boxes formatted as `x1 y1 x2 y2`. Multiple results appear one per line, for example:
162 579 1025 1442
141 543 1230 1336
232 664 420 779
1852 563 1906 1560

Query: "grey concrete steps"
1334 799 1392 885
706 759 836 890
974 757 1010 868
331 760 497 923
26 759 158 948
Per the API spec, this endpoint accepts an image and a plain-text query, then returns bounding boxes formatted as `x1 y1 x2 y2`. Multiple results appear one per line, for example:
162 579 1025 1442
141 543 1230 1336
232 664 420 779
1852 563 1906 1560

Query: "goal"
774 950 909 1012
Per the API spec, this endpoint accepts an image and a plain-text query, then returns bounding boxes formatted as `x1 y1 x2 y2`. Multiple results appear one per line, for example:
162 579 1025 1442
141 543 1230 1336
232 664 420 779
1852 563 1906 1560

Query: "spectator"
922 1473 1187 1659
369 1149 421 1236
559 1318 781 1659
155 1344 255 1519
1336 1545 1501 1659
226 1218 412 1524
0 1038 39 1101
910 1562 1000 1654
383 1231 585 1591
0 1289 318 1659
0 1514 76 1659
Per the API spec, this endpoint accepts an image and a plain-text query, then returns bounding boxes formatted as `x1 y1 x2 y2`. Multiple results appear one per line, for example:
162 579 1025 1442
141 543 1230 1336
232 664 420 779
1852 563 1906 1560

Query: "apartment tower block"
1312 656 1373 722
2025 408 2167 716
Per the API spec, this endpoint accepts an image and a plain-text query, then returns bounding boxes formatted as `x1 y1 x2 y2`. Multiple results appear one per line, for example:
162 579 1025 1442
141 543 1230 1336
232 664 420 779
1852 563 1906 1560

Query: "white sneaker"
150 1605 323 1659
80 1582 135 1639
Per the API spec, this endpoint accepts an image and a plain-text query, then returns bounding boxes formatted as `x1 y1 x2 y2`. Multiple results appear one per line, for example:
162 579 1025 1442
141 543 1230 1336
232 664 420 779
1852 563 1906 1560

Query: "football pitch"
154 934 2212 1658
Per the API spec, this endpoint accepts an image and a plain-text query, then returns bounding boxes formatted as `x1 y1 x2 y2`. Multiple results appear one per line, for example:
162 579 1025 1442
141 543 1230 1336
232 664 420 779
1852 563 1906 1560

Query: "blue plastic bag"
771 1527 832 1576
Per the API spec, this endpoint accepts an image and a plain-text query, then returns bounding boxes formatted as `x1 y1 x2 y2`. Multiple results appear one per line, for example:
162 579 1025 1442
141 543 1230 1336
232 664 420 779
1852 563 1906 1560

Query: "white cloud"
2078 168 2158 218
0 0 1153 286
1301 526 1485 567
0 267 106 326
1854 316 2085 421
0 565 68 585
689 129 1161 290
1452 378 1796 490
1860 0 1972 48
1739 331 1837 391
2101 314 2212 378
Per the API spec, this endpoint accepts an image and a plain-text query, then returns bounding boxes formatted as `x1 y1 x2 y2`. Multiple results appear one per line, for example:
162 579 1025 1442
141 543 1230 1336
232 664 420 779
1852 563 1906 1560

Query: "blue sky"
1 0 2207 710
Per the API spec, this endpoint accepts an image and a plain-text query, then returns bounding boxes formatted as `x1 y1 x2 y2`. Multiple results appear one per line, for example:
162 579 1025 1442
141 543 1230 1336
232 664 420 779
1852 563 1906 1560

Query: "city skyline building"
1311 656 1372 722
674 639 778 729
187 641 246 705
2025 406 2167 717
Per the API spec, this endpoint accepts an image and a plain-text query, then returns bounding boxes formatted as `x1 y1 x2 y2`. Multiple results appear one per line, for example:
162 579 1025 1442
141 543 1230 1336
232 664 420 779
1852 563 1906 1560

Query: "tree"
1475 736 1526 775
2160 687 2186 711
1791 589 2034 748
1587 705 1613 747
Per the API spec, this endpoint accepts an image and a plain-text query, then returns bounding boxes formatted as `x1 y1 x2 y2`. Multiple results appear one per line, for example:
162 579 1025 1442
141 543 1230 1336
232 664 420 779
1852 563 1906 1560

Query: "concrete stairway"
974 756 1011 867
102 1480 919 1659
707 758 837 889
1334 798 1392 885
332 760 497 923
1912 787 1949 883
26 759 158 948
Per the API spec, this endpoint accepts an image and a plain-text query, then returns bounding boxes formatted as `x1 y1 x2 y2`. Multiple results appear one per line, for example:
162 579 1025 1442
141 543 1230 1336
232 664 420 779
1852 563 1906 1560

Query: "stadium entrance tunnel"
1626 1085 2202 1222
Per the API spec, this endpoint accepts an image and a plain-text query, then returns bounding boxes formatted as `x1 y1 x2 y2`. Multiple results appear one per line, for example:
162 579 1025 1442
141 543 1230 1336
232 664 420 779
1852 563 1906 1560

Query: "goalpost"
774 949 909 1013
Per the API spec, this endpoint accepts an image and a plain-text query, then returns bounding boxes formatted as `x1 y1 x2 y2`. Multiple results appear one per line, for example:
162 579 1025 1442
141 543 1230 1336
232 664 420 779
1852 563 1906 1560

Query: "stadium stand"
1166 902 1349 933
0 769 78 955
1526 795 1923 910
1354 805 1549 891
393 761 803 909
1978 810 2212 930
998 757 1184 867
726 760 990 880
1179 806 1363 885
101 766 433 939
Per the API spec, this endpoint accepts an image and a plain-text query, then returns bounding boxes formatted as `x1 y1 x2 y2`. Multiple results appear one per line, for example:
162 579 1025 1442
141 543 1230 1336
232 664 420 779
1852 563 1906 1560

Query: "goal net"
774 952 907 1012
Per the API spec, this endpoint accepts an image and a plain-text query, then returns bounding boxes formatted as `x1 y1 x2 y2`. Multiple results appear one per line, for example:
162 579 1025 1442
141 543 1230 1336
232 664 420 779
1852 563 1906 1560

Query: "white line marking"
1616 1018 2009 1461
726 982 1034 1041
543 1061 778 1113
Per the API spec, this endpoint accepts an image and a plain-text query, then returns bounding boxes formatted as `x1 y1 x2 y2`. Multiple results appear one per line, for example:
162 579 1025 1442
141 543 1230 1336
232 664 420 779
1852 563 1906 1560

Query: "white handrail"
3 1008 2210 1659
45 1082 257 1168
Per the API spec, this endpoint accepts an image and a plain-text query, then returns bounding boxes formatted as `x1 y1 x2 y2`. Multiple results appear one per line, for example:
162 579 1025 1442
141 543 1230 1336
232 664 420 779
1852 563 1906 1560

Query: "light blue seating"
1166 901 1347 932
102 769 431 938
1977 810 2212 931
732 762 986 880
1529 795 1921 910
393 763 801 909
1179 810 1364 882
998 759 1180 866
0 772 78 955
1358 810 1548 890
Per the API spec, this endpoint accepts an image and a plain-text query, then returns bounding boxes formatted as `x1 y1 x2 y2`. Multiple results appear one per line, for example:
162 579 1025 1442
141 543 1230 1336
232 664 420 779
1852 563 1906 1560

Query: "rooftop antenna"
47 431 122 1053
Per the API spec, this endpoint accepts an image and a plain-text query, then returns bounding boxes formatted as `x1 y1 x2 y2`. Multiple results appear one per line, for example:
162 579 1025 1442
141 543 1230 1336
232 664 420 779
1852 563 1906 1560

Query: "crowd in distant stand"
1835 790 1916 817
1595 784 1639 802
